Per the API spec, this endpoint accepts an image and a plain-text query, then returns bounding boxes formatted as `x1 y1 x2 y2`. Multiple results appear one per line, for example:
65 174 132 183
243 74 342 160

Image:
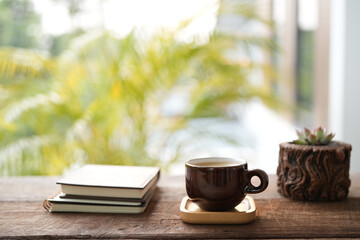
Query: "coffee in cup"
185 157 268 211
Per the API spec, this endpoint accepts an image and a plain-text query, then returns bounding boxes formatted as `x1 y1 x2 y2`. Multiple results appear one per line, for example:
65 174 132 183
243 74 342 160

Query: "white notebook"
57 164 160 198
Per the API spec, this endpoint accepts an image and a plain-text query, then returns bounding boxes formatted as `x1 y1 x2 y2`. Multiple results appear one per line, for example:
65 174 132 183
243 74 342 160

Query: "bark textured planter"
277 141 351 201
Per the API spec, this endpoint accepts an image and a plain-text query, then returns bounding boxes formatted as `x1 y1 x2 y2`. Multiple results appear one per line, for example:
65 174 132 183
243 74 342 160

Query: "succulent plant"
293 127 335 145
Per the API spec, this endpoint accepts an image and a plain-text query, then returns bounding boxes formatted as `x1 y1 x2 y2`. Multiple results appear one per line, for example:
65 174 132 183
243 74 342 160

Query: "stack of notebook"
43 164 160 214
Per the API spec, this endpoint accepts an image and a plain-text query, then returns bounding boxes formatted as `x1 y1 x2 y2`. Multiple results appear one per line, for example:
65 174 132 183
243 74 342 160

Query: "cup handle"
244 169 269 194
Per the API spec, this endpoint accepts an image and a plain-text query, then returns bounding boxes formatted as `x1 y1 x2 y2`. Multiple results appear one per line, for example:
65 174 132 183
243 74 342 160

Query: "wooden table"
1 173 360 239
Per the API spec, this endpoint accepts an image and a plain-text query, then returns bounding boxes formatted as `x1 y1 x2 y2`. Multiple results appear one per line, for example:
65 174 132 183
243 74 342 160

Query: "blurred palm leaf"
0 1 278 175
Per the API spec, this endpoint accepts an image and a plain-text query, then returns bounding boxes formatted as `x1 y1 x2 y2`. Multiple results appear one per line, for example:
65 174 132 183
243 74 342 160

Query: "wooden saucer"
180 196 256 224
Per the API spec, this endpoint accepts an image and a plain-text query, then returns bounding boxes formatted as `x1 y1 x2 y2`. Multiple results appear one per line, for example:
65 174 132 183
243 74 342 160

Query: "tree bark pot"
277 141 352 201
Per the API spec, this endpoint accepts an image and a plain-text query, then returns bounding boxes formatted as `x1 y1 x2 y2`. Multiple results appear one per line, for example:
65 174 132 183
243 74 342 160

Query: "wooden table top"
1 173 360 239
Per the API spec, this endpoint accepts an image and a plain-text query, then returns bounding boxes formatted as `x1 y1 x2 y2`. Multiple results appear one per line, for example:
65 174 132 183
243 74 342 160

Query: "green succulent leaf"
308 134 317 144
304 128 311 137
293 140 307 145
296 129 302 138
315 127 324 141
296 129 305 140
325 133 335 143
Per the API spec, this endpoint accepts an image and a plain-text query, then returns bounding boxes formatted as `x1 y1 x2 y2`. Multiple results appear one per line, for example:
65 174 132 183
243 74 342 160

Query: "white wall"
329 0 360 171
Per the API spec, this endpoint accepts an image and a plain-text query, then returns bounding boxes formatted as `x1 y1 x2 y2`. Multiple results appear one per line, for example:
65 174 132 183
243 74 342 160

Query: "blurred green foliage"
0 1 278 176
0 0 40 48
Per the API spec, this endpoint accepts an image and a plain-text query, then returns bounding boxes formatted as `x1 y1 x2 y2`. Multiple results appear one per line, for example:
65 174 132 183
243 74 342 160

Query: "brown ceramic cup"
185 157 269 211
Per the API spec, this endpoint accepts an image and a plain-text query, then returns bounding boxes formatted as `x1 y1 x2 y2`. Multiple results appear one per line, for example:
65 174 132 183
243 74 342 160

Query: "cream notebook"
57 165 160 198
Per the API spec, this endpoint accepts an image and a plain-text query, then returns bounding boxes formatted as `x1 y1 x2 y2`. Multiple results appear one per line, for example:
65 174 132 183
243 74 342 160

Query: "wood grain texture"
0 174 360 239
277 142 351 201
